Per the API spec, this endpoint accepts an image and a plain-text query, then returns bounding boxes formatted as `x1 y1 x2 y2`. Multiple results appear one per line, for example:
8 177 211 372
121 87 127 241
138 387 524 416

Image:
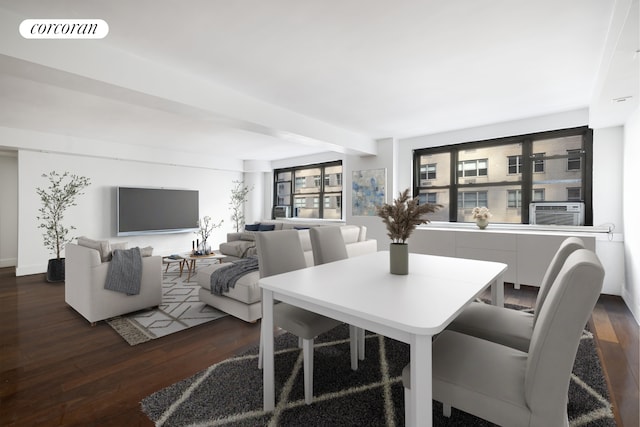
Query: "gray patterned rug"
107 260 227 345
141 314 615 426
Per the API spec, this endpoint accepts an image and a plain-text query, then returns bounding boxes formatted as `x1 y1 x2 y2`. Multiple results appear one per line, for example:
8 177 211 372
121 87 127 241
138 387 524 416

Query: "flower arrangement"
472 207 492 220
196 216 223 253
377 188 441 244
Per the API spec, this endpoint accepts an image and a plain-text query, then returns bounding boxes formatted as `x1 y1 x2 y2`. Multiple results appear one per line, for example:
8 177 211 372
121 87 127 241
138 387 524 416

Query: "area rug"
141 314 615 426
107 260 227 345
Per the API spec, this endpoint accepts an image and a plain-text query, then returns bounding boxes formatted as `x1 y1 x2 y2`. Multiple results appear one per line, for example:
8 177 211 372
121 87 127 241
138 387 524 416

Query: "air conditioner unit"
529 202 585 226
273 205 290 218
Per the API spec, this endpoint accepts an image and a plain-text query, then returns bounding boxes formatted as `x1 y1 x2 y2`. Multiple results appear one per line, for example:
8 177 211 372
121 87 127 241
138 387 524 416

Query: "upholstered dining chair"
309 226 365 368
402 248 605 427
256 229 357 405
446 236 585 352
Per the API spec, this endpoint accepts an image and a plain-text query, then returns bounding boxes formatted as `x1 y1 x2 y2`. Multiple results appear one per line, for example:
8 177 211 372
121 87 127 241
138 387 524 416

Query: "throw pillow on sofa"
77 236 112 262
258 224 276 231
245 223 260 231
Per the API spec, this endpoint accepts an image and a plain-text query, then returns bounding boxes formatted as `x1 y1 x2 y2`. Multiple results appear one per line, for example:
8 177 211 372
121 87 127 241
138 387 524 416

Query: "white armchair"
65 243 162 324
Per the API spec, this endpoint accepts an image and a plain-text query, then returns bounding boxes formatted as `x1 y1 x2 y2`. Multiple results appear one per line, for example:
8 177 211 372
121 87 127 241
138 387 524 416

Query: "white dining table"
259 251 507 427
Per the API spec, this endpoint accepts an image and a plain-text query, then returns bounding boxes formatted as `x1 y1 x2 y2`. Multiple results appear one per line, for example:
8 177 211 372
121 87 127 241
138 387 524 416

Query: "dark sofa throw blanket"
105 247 143 295
211 256 259 295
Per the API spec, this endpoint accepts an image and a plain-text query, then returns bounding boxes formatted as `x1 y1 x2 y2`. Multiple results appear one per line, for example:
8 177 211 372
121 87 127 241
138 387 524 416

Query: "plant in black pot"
36 171 91 282
377 188 441 275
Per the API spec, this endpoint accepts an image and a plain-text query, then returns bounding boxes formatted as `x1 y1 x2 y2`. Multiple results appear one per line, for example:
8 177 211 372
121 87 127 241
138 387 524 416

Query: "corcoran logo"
19 19 109 39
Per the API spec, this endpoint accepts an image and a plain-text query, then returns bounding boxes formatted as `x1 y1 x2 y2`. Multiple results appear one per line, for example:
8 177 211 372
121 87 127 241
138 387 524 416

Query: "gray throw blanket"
105 247 142 295
211 256 259 296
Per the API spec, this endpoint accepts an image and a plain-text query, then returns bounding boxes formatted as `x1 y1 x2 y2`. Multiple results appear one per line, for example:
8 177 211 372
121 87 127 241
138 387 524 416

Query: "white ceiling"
0 0 638 162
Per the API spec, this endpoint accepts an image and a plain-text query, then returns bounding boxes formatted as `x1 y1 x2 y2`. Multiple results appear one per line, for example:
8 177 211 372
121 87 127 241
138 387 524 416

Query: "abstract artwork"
352 168 386 216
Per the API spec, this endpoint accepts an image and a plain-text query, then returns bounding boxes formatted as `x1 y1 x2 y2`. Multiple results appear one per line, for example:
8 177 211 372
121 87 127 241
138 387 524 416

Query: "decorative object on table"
377 188 441 275
229 180 254 232
195 216 223 255
352 168 386 216
472 206 492 229
36 171 91 282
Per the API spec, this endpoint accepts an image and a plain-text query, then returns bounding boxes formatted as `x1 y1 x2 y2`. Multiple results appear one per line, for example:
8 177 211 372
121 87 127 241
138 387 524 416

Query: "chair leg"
404 386 411 426
349 325 358 370
258 332 263 369
303 338 314 404
358 327 365 360
443 403 451 417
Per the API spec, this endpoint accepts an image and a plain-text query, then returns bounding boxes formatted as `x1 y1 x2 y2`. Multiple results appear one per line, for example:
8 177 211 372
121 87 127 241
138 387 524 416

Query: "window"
567 187 582 201
533 153 545 173
507 190 521 208
508 156 522 174
458 159 488 177
274 161 343 219
414 126 592 225
567 149 582 171
420 163 437 180
458 191 488 208
533 188 545 201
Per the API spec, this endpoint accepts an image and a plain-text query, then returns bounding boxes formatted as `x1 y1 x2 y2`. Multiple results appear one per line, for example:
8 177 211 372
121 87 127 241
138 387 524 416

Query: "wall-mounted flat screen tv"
117 187 199 236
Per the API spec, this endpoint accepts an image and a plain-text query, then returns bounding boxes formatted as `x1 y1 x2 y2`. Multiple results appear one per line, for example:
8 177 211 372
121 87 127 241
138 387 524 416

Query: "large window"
414 127 593 225
274 161 343 219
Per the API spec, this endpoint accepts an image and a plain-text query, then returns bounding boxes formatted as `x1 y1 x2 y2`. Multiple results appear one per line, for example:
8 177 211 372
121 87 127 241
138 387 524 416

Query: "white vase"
476 218 489 229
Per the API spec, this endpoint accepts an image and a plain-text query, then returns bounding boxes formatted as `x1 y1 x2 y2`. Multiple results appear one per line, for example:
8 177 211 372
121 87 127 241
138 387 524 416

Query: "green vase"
389 243 409 275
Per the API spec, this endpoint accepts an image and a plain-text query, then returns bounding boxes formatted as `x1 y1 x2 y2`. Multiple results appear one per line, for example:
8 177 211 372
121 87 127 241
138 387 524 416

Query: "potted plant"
377 188 441 274
195 215 223 255
229 180 253 232
36 171 91 282
472 206 492 229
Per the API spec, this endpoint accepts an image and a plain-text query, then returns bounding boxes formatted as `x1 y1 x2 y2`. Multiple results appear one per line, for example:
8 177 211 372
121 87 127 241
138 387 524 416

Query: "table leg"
186 260 195 282
490 272 504 307
262 289 275 411
410 334 432 427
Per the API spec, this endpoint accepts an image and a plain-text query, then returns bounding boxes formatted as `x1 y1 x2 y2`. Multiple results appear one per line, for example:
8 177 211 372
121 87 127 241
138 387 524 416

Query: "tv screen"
117 187 199 236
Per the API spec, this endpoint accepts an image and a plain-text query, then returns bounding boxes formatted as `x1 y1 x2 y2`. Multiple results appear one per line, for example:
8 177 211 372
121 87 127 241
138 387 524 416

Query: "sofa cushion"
258 223 276 231
219 240 256 258
245 223 260 231
198 263 261 305
77 236 111 262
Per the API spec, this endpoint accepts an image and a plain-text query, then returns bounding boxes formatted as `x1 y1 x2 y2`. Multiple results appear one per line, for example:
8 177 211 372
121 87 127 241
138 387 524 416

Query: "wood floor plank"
1 268 638 426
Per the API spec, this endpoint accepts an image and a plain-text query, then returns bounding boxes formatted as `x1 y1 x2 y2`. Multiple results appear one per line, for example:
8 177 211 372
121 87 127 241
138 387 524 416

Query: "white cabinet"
411 227 596 288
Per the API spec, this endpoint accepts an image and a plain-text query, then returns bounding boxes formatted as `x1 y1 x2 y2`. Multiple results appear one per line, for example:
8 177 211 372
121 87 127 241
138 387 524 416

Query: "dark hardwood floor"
1 267 638 426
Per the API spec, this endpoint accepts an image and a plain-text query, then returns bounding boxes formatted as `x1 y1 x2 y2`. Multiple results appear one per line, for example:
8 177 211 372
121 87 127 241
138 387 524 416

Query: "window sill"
419 221 613 235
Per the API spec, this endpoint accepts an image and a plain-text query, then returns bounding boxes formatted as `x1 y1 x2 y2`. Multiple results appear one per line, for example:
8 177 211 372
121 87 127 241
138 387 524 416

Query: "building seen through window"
274 161 342 219
414 127 592 225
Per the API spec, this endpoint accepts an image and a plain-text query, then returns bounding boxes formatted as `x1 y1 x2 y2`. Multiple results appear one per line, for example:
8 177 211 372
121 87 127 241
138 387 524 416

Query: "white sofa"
65 242 162 324
197 224 377 322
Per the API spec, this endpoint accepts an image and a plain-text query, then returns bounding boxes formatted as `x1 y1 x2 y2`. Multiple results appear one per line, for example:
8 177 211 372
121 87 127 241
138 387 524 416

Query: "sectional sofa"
197 223 377 322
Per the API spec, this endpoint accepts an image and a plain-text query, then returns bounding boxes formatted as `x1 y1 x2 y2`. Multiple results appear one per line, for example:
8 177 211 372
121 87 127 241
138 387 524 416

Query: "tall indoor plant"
377 188 441 274
36 171 91 282
229 180 253 232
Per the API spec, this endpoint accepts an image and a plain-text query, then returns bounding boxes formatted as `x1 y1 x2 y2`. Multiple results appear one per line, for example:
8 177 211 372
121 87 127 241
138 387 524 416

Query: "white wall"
0 152 18 267
17 150 241 276
346 138 396 248
623 106 640 322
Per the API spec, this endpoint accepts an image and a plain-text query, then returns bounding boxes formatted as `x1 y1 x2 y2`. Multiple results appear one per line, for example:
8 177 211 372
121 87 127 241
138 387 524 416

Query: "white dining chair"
256 229 357 404
446 236 585 352
403 248 605 426
309 226 365 367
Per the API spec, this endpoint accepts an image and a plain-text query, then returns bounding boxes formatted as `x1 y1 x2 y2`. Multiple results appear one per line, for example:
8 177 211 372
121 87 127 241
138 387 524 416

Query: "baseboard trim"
15 264 47 277
0 258 17 268
621 287 640 326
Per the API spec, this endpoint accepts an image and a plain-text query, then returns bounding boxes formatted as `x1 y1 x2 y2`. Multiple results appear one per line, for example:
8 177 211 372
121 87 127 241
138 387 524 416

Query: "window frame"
413 126 593 225
273 160 343 220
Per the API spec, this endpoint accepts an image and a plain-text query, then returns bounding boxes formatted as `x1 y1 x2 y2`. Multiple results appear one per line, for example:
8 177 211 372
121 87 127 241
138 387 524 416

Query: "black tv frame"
116 187 199 236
